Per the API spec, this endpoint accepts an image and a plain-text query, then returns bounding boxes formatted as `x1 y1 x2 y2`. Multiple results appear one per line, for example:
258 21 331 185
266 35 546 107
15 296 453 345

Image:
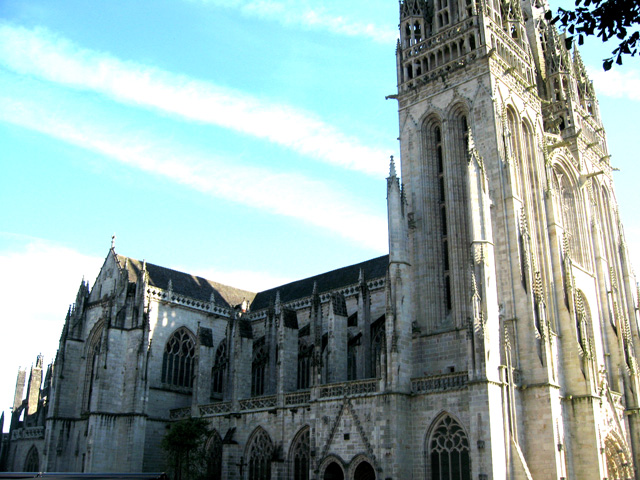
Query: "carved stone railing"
169 406 191 420
284 391 311 406
11 426 45 440
318 379 379 399
239 395 278 411
412 372 469 394
147 287 231 316
199 402 232 417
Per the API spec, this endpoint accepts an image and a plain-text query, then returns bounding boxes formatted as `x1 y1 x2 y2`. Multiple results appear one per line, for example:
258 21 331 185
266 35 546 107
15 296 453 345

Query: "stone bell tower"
393 0 640 477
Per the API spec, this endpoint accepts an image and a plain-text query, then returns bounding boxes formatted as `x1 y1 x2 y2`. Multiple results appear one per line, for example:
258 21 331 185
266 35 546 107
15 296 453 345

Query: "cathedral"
2 0 640 478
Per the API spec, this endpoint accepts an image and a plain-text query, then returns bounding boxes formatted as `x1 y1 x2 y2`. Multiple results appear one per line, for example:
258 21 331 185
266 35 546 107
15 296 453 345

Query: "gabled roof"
112 253 388 313
116 255 256 309
249 255 388 312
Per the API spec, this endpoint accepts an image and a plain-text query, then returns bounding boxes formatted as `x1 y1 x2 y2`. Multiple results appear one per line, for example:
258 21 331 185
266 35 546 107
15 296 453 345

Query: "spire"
389 155 397 178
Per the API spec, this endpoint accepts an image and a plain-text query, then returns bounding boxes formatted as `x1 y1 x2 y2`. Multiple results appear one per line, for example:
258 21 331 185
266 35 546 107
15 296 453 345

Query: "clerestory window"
161 327 196 389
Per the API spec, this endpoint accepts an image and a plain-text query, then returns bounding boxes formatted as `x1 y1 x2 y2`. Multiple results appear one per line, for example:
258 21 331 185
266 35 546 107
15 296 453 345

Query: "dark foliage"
546 0 640 69
161 418 210 480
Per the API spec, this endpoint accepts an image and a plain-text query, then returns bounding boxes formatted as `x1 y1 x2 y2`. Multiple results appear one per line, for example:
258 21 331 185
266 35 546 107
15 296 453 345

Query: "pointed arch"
246 427 274 480
288 426 310 480
206 429 223 480
551 162 590 268
83 320 104 411
319 455 346 480
297 339 312 390
211 339 227 399
604 429 634 479
23 445 39 472
252 338 268 396
425 413 471 480
370 315 385 378
161 327 196 389
349 454 377 480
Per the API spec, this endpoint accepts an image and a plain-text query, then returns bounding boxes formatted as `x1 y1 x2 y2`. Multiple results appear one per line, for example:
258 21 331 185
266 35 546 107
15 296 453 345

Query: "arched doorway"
353 460 376 480
323 461 344 480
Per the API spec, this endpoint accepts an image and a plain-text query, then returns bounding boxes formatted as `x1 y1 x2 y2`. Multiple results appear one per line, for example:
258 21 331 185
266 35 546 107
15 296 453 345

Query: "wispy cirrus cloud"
0 72 388 252
0 23 390 176
192 0 397 44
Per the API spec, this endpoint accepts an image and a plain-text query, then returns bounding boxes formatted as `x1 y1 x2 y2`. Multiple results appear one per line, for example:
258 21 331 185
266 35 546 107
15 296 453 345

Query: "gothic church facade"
3 0 640 478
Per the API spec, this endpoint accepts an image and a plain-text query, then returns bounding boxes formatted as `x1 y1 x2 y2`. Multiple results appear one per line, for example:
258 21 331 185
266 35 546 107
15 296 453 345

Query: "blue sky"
1 0 639 430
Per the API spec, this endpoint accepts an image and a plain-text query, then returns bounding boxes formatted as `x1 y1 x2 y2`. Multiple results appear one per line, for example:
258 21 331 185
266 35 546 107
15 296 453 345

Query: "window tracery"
23 445 39 472
161 327 196 389
297 340 312 390
211 340 227 399
290 427 310 480
252 340 268 396
427 415 471 480
247 427 273 480
371 317 385 378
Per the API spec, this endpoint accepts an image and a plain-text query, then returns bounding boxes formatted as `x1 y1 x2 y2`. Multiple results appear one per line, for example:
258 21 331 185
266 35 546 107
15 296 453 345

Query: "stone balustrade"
11 426 45 440
411 372 469 394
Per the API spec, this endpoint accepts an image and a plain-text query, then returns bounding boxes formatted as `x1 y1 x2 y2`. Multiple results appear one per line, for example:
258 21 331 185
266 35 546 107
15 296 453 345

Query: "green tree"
161 418 210 480
548 0 640 69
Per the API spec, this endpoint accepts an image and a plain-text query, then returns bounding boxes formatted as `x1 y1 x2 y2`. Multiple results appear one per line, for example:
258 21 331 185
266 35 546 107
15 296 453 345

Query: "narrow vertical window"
252 341 267 396
297 341 312 390
436 125 452 312
211 340 227 399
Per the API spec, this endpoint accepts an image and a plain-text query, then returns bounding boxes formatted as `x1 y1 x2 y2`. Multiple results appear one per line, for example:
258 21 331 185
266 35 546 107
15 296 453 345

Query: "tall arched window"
206 430 223 480
247 427 273 480
297 341 312 390
161 327 196 389
211 340 227 399
252 340 268 396
83 322 104 411
371 316 385 378
553 166 588 268
289 427 310 480
427 415 471 480
23 445 39 472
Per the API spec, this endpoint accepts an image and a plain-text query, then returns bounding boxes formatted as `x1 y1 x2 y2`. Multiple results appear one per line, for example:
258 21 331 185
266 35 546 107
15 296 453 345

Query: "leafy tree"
161 418 210 480
547 0 640 69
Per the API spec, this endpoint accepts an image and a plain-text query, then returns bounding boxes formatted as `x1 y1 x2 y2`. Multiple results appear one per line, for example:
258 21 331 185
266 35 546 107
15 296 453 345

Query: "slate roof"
249 255 389 312
117 255 256 309
114 253 388 314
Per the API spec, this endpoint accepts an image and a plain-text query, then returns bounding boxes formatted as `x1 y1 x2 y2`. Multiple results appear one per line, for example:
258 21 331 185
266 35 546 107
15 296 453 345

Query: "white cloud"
588 66 640 102
0 23 390 177
0 238 104 430
194 0 396 44
0 78 389 252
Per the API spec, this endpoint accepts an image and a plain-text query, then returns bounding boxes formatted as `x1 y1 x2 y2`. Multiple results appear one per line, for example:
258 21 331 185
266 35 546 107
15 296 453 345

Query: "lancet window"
161 327 196 389
427 415 471 480
24 446 39 472
290 427 310 480
252 340 268 396
247 427 274 480
83 322 104 411
211 340 227 399
553 166 589 268
371 316 385 378
206 430 223 480
297 340 312 390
